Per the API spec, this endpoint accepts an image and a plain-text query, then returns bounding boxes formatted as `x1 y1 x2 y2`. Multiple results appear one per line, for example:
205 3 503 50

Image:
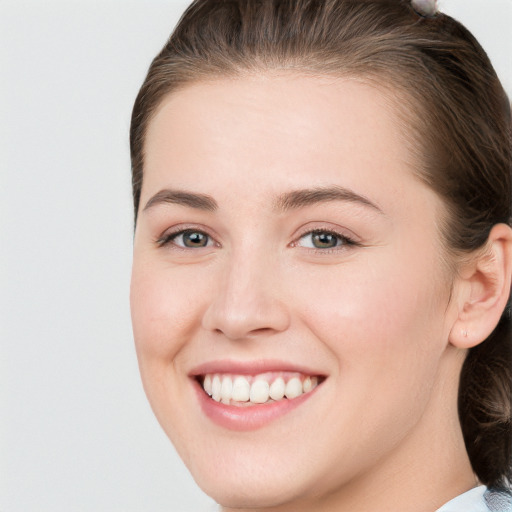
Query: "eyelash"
156 228 216 249
156 227 360 253
292 228 360 253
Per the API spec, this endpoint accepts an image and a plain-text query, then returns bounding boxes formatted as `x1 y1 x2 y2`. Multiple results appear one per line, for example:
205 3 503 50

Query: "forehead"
146 75 406 173
142 73 435 217
147 73 401 143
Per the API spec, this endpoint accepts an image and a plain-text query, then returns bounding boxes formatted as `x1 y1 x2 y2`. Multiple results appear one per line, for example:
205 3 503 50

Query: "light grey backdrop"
1 1 510 511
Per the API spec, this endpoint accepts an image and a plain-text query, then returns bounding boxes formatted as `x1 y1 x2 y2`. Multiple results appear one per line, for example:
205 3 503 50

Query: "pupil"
313 232 337 248
184 231 207 247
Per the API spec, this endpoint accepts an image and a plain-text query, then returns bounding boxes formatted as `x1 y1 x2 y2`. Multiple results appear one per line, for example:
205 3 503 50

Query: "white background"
1 1 510 511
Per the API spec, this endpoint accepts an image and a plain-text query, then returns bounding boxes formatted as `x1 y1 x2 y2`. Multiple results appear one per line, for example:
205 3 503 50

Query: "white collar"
436 486 488 512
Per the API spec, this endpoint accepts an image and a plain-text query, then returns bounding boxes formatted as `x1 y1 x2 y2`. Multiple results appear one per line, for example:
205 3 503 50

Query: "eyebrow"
274 186 383 213
143 189 218 212
142 185 382 215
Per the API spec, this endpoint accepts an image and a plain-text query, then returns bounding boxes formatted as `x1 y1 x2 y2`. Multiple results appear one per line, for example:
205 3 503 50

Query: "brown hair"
130 0 511 489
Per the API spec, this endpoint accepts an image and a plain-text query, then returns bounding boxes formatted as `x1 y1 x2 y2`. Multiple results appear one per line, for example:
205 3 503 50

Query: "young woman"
129 1 512 510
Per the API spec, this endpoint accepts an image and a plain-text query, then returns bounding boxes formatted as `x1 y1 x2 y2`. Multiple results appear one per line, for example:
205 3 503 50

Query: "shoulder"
484 488 512 512
436 486 512 512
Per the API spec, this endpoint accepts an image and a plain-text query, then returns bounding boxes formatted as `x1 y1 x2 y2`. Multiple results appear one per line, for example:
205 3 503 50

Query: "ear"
449 223 512 349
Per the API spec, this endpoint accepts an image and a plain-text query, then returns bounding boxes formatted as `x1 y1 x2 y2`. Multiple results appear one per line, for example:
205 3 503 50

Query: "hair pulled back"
130 0 512 489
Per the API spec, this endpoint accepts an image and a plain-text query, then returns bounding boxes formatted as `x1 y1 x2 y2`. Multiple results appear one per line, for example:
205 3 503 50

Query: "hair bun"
411 0 438 17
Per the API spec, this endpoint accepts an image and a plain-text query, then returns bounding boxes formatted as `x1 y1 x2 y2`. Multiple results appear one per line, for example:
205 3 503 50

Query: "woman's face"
131 75 461 509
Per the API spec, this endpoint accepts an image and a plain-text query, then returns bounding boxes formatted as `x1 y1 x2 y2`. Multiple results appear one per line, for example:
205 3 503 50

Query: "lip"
189 359 324 377
189 359 325 431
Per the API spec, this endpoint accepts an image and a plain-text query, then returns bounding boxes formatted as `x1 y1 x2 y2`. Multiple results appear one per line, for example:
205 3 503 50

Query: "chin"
178 433 346 511
195 470 305 510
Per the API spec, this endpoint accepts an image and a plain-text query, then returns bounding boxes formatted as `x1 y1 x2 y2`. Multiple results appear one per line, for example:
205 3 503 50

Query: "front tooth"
285 377 303 399
211 375 221 402
250 380 270 404
203 375 212 396
232 376 250 402
269 377 285 400
220 376 233 402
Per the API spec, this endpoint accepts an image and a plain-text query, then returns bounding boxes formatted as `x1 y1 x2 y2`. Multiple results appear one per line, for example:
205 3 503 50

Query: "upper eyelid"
156 225 218 247
293 224 360 242
291 225 363 253
300 228 350 238
295 230 354 247
154 223 360 247
158 223 214 237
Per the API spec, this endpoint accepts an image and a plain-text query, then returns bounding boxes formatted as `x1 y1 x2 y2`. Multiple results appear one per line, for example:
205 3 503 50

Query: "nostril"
248 327 278 336
212 325 282 339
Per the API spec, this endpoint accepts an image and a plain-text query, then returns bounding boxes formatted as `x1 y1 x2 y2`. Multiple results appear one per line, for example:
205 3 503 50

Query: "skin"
131 74 493 511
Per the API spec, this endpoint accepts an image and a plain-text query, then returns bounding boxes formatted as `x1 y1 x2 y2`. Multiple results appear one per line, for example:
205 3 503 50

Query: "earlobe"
449 223 512 349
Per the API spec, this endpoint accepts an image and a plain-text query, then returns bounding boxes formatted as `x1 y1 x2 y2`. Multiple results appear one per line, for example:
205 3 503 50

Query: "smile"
191 362 326 430
201 372 320 406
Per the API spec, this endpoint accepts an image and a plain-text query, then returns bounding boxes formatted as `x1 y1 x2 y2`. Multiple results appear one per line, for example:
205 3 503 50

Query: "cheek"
130 259 209 446
130 259 207 367
294 249 450 395
288 259 451 469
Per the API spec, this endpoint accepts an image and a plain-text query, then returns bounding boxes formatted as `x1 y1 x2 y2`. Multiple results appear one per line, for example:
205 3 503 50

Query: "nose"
201 249 290 341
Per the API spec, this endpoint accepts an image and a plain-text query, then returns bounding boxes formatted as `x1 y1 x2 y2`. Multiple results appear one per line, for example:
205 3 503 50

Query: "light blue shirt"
205 486 512 512
436 486 512 512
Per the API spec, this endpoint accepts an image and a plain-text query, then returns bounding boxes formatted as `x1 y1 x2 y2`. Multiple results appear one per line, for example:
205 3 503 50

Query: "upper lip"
189 359 325 378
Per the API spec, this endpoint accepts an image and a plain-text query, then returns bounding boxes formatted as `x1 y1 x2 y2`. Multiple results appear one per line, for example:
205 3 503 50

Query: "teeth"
250 380 270 404
231 376 250 402
220 376 233 403
284 377 302 399
269 377 285 401
202 373 320 405
211 375 221 402
203 374 212 396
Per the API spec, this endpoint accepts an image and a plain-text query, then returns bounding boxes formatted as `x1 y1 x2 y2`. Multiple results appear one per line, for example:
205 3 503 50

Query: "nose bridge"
202 240 289 339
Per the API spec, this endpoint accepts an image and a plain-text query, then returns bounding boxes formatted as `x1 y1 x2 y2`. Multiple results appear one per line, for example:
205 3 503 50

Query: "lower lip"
193 379 321 431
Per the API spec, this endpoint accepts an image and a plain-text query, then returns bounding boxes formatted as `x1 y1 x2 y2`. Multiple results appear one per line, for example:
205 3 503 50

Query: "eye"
159 229 214 249
296 229 355 250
